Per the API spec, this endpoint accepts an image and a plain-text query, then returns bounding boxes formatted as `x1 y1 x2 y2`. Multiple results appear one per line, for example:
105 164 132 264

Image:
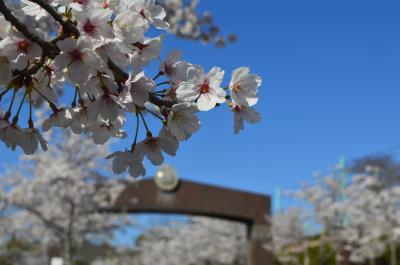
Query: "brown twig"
29 0 80 37
13 56 46 77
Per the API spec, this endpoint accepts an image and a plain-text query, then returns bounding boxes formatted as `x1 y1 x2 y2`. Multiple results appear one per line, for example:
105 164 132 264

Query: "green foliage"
0 257 13 265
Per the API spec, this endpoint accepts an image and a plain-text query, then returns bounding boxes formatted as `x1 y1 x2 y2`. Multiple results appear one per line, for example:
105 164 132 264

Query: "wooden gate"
105 179 272 265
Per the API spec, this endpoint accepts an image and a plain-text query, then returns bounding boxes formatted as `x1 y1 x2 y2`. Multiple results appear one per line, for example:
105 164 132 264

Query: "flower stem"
11 92 27 126
146 108 165 122
0 86 13 101
152 71 163 81
33 87 58 113
156 81 171 87
131 113 140 151
29 93 33 128
71 86 79 107
139 112 150 133
4 88 18 120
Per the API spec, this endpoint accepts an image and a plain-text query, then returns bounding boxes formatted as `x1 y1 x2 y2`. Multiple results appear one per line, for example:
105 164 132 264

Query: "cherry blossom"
0 32 42 70
42 108 74 131
0 122 21 151
0 14 10 38
91 115 126 144
87 94 124 122
29 67 58 103
19 127 48 155
20 0 50 20
121 72 155 111
112 9 146 45
167 102 200 141
229 67 261 107
54 37 105 84
159 50 192 82
106 150 146 178
232 103 261 134
120 0 169 30
130 35 164 70
176 66 226 111
70 106 91 133
75 7 113 40
135 127 179 166
57 0 103 11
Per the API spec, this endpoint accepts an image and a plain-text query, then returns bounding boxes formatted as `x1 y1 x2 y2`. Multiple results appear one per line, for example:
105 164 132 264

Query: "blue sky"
163 0 400 198
2 0 400 212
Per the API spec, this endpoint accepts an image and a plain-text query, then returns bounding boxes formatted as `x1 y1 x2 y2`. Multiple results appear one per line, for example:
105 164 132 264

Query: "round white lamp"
154 164 180 192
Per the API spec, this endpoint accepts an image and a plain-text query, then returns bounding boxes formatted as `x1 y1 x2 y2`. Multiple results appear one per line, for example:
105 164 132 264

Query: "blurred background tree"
351 155 400 188
0 129 134 265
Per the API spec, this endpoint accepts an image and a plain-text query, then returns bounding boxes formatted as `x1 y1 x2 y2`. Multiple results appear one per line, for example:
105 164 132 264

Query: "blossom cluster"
0 0 262 178
160 0 237 47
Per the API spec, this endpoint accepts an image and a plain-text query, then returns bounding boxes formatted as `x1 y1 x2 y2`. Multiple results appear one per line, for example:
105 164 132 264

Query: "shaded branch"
29 0 80 37
149 93 173 108
13 201 65 235
13 56 46 77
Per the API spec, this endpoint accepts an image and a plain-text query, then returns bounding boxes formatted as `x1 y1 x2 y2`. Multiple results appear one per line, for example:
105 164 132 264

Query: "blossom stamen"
200 83 210 94
16 40 30 53
83 20 97 34
68 49 84 61
231 82 241 91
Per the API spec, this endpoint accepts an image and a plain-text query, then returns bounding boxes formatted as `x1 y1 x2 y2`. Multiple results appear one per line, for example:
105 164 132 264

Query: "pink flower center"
73 0 87 4
139 9 146 18
233 105 242 112
16 40 30 53
144 137 159 151
200 83 210 94
83 20 97 34
68 49 83 61
164 65 173 75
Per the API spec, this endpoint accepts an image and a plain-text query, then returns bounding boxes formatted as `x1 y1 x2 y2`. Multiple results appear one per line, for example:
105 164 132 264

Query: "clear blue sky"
2 0 400 210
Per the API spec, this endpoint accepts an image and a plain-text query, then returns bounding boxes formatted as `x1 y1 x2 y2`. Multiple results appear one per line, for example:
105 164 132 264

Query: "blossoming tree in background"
266 208 314 265
339 169 400 265
291 169 349 265
0 0 262 178
291 166 400 265
0 129 134 265
135 216 247 265
159 0 237 47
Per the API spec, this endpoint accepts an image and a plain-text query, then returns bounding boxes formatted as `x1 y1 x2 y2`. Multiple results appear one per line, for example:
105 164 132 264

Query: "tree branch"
29 0 80 37
13 202 65 235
